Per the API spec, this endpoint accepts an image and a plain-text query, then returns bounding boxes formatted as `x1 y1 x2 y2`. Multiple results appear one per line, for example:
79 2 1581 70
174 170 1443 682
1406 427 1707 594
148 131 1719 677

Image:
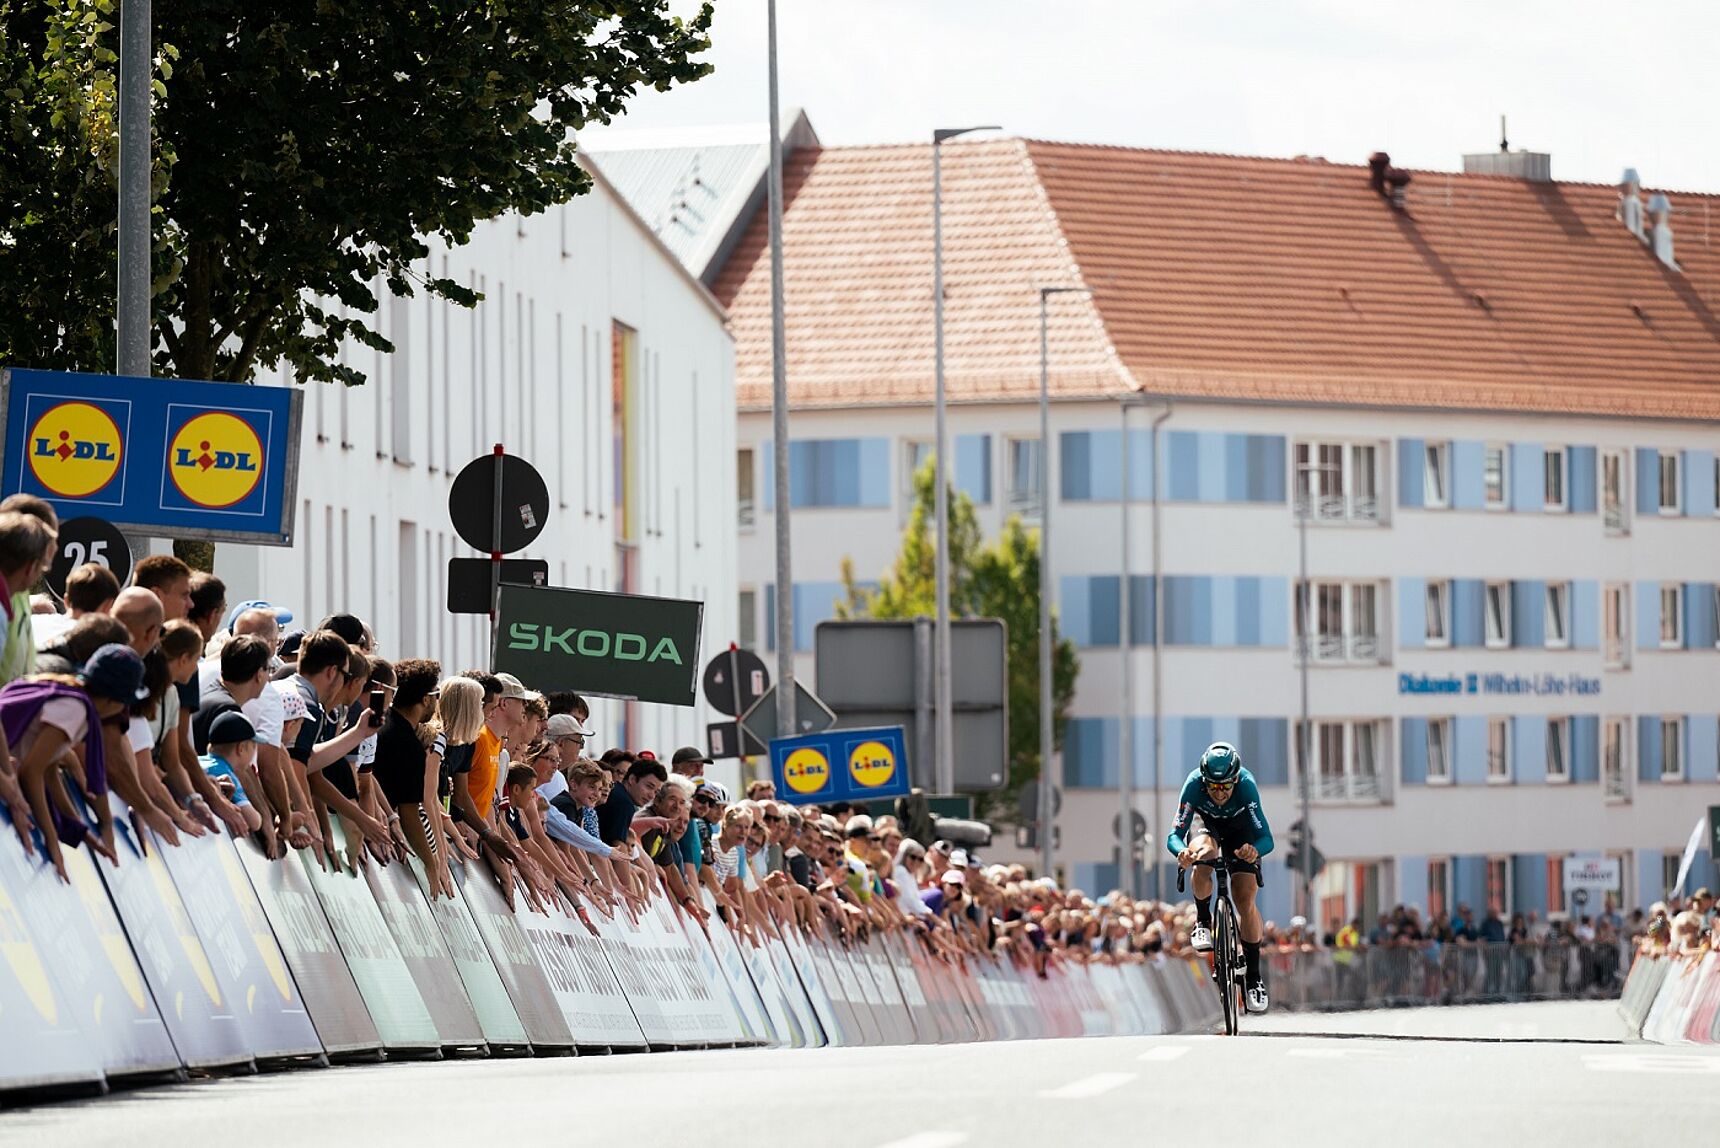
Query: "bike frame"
1179 857 1245 1035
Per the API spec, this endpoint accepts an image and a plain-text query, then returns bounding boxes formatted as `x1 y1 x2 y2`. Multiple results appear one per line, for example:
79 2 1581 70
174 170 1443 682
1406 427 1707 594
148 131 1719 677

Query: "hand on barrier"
172 799 211 838
0 770 34 855
210 796 249 839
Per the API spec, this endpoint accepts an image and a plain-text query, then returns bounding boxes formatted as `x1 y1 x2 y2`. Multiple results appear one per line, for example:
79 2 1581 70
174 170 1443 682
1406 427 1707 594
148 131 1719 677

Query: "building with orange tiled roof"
596 122 1720 926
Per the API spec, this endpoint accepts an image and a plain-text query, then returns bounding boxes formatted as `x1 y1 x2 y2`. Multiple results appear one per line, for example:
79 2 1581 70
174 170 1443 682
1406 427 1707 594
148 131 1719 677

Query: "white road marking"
1039 1072 1138 1099
1286 1047 1401 1061
1583 1053 1720 1075
873 1133 969 1148
1137 1046 1192 1062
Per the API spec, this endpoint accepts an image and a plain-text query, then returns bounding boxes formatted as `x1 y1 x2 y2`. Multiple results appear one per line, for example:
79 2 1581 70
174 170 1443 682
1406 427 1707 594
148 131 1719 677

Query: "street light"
1119 393 1172 901
768 0 795 738
1036 285 1091 881
932 124 999 796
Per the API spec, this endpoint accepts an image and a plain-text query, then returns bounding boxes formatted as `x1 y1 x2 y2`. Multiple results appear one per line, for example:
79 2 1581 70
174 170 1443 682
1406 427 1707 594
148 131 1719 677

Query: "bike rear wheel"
1214 898 1239 1035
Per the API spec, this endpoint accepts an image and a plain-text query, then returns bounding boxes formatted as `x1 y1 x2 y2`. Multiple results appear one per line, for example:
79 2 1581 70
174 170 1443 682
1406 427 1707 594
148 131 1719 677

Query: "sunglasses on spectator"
764 813 784 823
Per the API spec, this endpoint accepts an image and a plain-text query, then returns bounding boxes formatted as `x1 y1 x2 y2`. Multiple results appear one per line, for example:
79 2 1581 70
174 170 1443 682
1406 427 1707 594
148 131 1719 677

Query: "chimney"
1368 152 1413 210
1648 193 1679 269
1617 168 1645 240
1461 149 1552 181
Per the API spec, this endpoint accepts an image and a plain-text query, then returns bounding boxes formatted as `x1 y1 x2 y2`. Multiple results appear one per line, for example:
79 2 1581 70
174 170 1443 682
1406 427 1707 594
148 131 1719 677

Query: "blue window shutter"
1223 434 1249 502
1636 448 1659 515
1401 718 1428 784
859 439 890 506
1059 576 1093 647
1636 582 1659 651
954 435 991 504
1257 578 1290 647
1242 718 1289 785
1399 577 1426 650
1090 576 1121 647
1685 450 1715 517
1127 428 1154 499
1091 430 1122 500
1452 441 1485 509
1233 576 1261 646
1571 581 1599 650
1511 443 1544 511
1511 580 1544 647
1197 432 1226 501
1687 716 1718 783
1568 446 1597 513
830 440 858 505
788 440 812 506
1128 575 1155 646
1685 583 1716 649
1513 855 1548 915
1453 579 1485 647
1249 435 1286 502
1162 576 1191 644
1638 716 1661 781
1454 717 1487 784
1060 432 1091 501
1571 716 1599 783
1398 439 1424 508
1454 856 1488 910
1513 716 1544 783
1166 431 1199 501
1209 577 1237 646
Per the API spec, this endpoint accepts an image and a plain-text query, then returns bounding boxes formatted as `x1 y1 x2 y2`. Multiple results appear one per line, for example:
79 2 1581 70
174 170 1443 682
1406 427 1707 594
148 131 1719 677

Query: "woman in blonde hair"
425 676 487 869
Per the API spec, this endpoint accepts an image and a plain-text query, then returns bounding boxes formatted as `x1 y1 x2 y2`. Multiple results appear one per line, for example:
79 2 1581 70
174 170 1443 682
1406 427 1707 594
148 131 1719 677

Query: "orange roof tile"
715 139 1720 419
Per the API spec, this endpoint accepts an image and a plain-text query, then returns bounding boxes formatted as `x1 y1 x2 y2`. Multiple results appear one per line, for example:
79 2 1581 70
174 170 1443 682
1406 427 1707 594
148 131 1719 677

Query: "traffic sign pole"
489 442 504 665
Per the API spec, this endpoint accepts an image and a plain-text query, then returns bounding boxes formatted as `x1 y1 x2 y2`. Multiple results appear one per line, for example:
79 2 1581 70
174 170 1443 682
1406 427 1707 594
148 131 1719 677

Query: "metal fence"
1262 941 1630 1012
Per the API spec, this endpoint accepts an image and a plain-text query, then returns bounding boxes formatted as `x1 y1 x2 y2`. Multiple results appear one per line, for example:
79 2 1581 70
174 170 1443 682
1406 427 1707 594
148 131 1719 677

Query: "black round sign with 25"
45 517 132 598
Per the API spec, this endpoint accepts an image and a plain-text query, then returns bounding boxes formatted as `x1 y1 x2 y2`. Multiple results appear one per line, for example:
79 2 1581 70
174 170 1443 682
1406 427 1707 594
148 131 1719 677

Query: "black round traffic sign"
45 517 132 598
449 452 550 554
702 647 770 717
1112 809 1148 842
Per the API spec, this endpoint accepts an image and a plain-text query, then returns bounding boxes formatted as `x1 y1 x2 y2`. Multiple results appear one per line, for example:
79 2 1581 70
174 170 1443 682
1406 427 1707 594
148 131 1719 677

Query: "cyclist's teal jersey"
1164 767 1274 858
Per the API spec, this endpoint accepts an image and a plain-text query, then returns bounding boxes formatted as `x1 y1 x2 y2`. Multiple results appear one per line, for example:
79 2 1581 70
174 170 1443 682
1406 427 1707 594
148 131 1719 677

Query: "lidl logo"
169 412 263 509
28 401 123 498
848 740 897 789
783 747 832 795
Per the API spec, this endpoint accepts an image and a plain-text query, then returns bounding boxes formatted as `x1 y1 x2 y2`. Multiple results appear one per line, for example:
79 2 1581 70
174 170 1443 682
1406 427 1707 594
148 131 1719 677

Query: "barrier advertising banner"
407 859 529 1052
96 805 253 1070
235 837 381 1057
0 367 302 544
0 826 110 1093
453 858 575 1050
364 854 485 1051
157 829 322 1061
517 893 647 1050
641 895 751 1047
298 841 439 1054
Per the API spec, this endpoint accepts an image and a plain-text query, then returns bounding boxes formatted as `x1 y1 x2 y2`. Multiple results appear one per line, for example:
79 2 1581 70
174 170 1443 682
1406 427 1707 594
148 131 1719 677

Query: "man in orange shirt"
466 671 528 820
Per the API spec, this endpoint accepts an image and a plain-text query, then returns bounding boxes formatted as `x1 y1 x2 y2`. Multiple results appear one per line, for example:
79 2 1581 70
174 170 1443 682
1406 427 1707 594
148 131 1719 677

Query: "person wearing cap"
0 643 151 879
840 815 878 904
200 711 264 834
546 712 592 760
469 672 528 821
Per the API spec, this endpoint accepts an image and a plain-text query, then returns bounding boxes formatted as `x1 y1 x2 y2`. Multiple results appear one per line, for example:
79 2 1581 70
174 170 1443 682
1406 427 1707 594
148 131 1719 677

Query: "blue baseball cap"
81 644 151 703
224 599 294 634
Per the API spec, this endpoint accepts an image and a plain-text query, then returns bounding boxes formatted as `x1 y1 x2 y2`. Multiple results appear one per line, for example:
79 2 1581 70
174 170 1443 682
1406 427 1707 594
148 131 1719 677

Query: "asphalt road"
7 1002 1718 1147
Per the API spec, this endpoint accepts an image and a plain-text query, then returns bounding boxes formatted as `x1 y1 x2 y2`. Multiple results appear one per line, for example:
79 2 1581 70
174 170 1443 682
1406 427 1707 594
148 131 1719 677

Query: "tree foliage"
839 459 1080 814
1 0 712 384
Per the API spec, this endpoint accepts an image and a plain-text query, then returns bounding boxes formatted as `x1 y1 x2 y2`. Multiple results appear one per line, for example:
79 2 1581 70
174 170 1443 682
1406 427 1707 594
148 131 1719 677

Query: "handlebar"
1174 855 1230 893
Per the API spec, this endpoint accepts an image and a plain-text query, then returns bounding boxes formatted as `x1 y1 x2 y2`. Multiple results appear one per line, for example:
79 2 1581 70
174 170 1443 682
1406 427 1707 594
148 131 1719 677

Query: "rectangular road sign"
493 583 703 706
770 725 909 806
0 367 302 544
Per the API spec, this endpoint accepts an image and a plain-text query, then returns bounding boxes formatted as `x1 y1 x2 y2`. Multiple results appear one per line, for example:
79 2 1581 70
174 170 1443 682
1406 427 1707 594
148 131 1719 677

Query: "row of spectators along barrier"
1619 950 1720 1044
0 801 1222 1098
1263 941 1630 1011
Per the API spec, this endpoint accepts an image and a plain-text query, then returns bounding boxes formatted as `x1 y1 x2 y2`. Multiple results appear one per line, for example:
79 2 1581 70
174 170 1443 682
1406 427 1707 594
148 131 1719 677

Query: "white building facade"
217 158 739 757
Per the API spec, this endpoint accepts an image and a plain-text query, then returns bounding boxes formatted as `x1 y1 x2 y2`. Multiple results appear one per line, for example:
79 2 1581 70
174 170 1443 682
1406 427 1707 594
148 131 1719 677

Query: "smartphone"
367 688 386 728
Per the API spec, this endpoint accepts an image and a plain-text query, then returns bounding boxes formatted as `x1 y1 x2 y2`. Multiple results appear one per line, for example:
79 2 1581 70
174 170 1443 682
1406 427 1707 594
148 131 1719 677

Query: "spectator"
0 511 57 684
131 555 194 623
746 778 776 801
112 587 164 657
287 630 389 858
370 658 453 893
36 613 129 676
543 690 587 719
186 572 227 643
33 562 121 650
199 711 264 834
599 756 666 846
546 712 591 765
465 671 525 822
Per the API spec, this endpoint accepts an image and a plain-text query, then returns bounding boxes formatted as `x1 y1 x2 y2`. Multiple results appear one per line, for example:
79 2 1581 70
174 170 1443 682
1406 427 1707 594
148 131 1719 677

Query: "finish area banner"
493 584 703 706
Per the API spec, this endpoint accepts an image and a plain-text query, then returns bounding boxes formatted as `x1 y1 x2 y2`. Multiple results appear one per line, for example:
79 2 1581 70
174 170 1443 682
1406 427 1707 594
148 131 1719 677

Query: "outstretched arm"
1165 775 1199 857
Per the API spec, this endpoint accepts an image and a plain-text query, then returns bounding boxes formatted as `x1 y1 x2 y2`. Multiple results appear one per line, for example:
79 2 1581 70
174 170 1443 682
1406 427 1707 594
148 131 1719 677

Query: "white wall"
217 175 738 760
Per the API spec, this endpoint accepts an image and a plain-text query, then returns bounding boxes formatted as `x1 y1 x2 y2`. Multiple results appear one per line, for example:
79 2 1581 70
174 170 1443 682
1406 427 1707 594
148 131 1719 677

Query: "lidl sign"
769 725 910 806
1 368 301 544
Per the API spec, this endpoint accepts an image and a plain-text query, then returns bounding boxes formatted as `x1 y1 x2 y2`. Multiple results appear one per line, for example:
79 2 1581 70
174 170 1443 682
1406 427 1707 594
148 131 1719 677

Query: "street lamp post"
117 0 151 378
932 124 999 796
1037 285 1091 881
768 0 795 737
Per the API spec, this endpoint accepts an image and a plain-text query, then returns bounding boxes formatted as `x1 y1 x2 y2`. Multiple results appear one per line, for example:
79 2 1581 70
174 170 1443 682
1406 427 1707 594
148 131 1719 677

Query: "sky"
603 0 1720 191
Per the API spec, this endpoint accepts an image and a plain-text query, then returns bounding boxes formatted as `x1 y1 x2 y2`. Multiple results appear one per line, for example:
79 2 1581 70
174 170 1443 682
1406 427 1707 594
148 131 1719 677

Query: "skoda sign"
493 583 703 707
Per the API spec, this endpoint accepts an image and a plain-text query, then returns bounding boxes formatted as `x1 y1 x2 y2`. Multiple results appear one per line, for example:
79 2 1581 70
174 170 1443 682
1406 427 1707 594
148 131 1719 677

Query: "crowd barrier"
1619 951 1720 1045
1263 941 1629 1012
0 811 1222 1099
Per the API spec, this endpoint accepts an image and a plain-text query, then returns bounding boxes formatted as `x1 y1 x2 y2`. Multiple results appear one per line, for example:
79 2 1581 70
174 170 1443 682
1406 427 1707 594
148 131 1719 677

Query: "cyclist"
1167 741 1274 1014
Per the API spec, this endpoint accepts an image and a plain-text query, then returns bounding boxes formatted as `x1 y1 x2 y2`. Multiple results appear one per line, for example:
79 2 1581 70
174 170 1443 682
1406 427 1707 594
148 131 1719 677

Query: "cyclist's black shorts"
1192 815 1263 882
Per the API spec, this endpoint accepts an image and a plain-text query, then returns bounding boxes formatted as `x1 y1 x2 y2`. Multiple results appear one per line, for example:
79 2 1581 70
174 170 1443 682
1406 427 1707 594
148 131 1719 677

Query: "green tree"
839 458 1079 817
1 0 712 384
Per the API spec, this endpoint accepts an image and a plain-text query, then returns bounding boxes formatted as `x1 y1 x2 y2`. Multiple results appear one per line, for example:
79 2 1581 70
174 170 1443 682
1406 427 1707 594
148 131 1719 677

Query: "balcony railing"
1603 500 1626 534
1316 772 1382 802
738 498 756 528
1007 488 1043 520
1295 494 1379 524
1296 633 1383 664
1604 768 1630 802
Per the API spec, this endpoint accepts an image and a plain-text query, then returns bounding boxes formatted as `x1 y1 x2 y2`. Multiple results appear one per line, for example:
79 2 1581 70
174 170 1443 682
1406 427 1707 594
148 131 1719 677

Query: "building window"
1424 579 1451 647
737 448 756 528
1487 716 1511 782
1300 718 1385 802
1658 450 1681 514
1661 717 1684 781
737 588 757 650
1426 718 1451 783
1603 717 1630 801
1295 580 1383 663
1294 441 1380 524
902 439 932 521
1544 582 1570 648
1545 717 1570 783
1601 448 1628 534
1427 858 1450 918
1603 583 1629 668
1484 581 1511 649
1486 857 1511 916
1662 853 1684 893
1483 444 1508 509
1006 437 1043 520
1547 855 1566 914
1544 446 1567 511
1424 442 1450 508
1659 583 1684 648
